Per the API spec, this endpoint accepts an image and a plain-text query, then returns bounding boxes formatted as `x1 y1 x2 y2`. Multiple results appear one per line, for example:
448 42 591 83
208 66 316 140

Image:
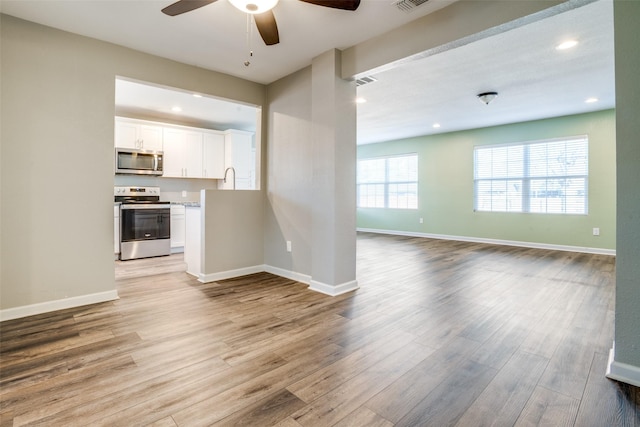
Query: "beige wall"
202 190 264 274
0 15 265 315
264 67 314 277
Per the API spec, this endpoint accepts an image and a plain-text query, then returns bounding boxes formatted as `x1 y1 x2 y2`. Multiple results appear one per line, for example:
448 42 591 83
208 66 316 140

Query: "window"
357 154 418 209
474 136 588 214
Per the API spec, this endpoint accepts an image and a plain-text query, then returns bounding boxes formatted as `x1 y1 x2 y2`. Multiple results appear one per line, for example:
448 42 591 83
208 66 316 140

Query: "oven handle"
121 204 170 210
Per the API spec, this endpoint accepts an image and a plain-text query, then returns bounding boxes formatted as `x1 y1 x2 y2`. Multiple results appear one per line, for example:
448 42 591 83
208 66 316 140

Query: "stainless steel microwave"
115 148 163 176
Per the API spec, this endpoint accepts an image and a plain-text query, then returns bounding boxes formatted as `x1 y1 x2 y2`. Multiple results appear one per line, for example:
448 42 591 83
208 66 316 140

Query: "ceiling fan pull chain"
244 14 253 67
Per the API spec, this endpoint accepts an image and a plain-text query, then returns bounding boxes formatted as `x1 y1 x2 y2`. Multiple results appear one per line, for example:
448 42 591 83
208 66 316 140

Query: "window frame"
473 135 589 215
357 153 418 210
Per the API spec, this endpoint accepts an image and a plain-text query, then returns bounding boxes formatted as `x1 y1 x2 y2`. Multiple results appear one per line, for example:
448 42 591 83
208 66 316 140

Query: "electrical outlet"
593 227 600 236
181 190 187 198
419 217 424 224
286 241 292 252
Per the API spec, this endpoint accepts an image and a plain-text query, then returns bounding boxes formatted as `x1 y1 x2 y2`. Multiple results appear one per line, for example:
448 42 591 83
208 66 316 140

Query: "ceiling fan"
161 0 361 46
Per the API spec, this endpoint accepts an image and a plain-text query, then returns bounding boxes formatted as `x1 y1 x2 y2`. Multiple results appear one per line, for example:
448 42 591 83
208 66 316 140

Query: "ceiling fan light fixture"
229 0 279 14
477 91 498 105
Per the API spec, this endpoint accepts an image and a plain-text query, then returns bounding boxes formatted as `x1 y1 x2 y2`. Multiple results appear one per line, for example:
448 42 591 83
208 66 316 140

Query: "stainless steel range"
115 186 171 261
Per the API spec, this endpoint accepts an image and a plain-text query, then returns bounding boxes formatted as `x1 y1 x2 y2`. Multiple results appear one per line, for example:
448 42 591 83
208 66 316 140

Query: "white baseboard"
198 264 357 297
199 265 265 283
357 228 616 256
309 279 359 296
0 290 119 322
606 345 640 387
263 265 311 285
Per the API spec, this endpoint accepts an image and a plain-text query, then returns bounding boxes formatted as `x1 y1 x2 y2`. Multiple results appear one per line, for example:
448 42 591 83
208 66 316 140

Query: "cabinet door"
162 128 186 177
203 132 225 179
170 205 186 249
184 131 203 178
114 205 120 254
114 120 138 149
139 125 163 151
221 130 254 189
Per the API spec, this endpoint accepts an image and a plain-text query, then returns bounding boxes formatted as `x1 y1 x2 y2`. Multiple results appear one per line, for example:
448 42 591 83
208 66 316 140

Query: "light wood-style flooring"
1 233 639 426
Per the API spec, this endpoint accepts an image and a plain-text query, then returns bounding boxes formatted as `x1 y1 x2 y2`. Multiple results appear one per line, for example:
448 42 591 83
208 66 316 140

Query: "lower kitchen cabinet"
171 205 186 253
114 204 120 256
185 206 202 278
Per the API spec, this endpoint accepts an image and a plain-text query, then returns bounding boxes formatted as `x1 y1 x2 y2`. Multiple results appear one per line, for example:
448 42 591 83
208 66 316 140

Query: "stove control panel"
114 186 160 197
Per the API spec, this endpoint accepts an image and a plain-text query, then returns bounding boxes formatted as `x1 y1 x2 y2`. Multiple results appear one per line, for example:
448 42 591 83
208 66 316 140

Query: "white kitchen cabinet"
219 129 254 189
114 204 120 255
163 127 224 179
115 117 163 151
161 127 186 178
203 132 225 179
170 204 185 252
163 128 202 178
185 206 202 278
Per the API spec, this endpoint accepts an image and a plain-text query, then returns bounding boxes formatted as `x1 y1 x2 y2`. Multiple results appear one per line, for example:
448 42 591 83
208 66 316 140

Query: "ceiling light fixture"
477 92 498 105
229 0 279 14
355 97 367 104
433 123 441 128
556 40 578 50
585 97 599 103
171 106 182 112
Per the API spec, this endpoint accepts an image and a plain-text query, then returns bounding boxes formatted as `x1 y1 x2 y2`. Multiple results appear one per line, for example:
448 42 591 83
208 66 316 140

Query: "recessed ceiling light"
355 97 367 104
171 106 182 112
556 40 578 50
433 123 441 128
585 97 599 103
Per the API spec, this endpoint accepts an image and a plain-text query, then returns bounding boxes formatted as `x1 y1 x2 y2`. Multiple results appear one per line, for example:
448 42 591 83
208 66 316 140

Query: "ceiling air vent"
394 0 429 12
355 76 378 87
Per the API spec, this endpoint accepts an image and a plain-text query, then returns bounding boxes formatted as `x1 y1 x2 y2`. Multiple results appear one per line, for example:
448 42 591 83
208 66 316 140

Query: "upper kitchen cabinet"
114 117 163 151
163 127 203 178
203 132 225 179
163 126 225 179
220 130 255 190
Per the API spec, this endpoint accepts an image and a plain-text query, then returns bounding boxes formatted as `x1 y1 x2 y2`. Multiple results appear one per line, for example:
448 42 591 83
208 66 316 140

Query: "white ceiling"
356 0 615 144
115 78 260 132
1 0 615 144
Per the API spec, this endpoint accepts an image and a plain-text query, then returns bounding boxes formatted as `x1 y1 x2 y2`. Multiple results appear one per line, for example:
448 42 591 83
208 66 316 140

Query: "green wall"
357 109 616 251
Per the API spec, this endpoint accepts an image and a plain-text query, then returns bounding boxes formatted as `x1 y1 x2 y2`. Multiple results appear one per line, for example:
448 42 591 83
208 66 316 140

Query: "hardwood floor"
2 233 639 426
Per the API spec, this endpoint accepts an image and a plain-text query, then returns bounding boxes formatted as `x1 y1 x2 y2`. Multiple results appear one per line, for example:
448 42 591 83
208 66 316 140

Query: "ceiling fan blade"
161 0 217 16
297 0 360 11
254 10 280 46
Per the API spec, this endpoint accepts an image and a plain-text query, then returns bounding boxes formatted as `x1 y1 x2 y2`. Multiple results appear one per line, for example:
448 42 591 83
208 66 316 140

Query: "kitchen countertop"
170 201 200 207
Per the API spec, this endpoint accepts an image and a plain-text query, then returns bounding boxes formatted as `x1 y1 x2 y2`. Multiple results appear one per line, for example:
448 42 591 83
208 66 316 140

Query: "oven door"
120 205 170 242
120 204 171 260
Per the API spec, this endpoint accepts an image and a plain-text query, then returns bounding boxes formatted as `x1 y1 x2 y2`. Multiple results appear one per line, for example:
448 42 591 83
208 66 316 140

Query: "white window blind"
358 154 418 209
474 136 588 214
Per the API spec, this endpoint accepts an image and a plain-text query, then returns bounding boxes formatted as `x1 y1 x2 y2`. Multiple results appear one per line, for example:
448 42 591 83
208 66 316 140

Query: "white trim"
606 345 640 387
0 290 119 322
198 265 265 283
309 279 359 296
357 228 616 256
263 265 311 285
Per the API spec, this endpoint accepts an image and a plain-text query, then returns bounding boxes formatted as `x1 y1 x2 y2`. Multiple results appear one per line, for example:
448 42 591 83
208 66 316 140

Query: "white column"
607 0 640 388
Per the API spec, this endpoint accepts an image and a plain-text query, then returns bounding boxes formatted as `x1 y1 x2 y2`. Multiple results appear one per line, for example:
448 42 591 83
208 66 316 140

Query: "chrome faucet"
223 167 236 190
